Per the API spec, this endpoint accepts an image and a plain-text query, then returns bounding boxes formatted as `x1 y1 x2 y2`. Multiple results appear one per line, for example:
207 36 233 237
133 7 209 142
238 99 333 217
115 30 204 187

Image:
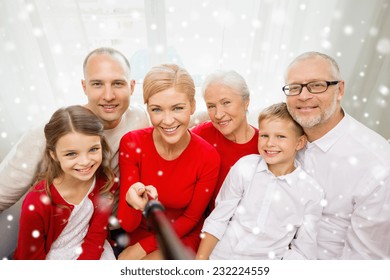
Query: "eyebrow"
88 79 127 83
148 102 187 108
59 143 101 153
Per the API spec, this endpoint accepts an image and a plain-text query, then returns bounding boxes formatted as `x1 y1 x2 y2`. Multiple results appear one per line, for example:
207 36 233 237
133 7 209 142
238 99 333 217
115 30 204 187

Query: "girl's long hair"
38 105 115 202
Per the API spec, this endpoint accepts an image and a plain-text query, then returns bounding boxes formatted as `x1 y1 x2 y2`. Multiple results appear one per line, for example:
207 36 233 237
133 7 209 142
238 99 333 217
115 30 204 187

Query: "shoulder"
294 166 324 198
119 127 153 154
226 154 261 181
190 131 218 153
22 181 50 210
121 105 150 128
231 154 261 173
344 114 390 162
235 154 261 167
121 127 153 142
191 121 215 135
127 104 147 116
187 132 220 166
95 174 118 193
15 124 46 150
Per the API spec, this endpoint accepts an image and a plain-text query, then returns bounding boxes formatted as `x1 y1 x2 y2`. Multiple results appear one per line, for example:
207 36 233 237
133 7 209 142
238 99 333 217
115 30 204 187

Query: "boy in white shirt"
196 102 324 260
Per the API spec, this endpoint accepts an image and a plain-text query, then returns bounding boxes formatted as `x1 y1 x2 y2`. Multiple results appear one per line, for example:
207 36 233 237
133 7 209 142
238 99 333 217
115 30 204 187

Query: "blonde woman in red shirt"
117 64 220 260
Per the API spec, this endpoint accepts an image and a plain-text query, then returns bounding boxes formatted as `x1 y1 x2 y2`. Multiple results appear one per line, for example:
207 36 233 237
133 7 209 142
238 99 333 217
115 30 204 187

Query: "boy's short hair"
258 102 304 136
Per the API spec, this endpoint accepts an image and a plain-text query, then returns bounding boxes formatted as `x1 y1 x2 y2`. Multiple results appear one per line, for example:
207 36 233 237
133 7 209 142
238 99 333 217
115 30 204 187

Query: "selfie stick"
143 197 194 260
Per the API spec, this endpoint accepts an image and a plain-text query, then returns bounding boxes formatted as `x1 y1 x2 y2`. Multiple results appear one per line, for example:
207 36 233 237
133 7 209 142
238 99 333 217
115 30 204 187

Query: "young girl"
13 105 117 260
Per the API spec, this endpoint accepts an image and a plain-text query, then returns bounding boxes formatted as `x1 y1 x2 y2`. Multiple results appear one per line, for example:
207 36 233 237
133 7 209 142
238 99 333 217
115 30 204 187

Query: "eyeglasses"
282 80 340 96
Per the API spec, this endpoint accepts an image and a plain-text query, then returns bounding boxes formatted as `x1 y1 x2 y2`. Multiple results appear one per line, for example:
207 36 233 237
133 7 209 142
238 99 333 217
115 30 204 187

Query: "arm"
195 232 219 260
118 243 147 260
283 198 323 260
125 182 158 211
195 159 251 260
78 179 118 260
170 152 220 237
139 148 221 254
117 134 143 232
13 192 47 260
199 161 246 247
342 170 390 259
0 126 46 211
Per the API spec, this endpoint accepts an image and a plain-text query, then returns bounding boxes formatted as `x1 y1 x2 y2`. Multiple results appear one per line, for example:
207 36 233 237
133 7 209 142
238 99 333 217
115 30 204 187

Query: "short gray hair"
285 51 342 80
201 70 250 100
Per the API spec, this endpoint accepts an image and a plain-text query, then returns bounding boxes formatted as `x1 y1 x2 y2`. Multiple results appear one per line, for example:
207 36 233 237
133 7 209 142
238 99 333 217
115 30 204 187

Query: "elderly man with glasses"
283 51 390 260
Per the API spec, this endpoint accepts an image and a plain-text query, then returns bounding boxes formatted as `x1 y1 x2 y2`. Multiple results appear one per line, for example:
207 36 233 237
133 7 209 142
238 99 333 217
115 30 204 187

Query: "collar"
306 110 350 153
256 157 303 187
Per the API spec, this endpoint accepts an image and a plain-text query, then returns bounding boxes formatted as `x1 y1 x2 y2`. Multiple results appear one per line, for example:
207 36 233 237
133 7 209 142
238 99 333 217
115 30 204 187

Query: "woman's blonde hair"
143 64 195 104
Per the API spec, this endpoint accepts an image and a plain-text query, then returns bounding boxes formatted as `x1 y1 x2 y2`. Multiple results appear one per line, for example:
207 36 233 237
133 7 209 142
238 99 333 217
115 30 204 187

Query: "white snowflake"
252 227 260 235
376 37 390 54
32 230 40 238
75 246 83 255
379 85 389 96
40 194 50 205
320 199 328 207
267 251 276 259
116 234 129 247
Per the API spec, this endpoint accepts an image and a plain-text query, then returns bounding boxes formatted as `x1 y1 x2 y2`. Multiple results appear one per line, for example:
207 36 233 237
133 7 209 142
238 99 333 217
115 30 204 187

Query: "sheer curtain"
0 0 389 161
0 0 389 258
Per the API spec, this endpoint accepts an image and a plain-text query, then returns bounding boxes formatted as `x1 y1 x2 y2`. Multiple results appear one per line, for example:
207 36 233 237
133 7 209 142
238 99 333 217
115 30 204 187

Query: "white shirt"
298 113 390 259
203 154 324 260
46 178 115 260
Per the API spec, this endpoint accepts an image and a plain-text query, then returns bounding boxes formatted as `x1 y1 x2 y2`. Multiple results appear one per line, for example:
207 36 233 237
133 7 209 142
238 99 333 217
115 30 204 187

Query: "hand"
126 182 158 211
118 243 147 260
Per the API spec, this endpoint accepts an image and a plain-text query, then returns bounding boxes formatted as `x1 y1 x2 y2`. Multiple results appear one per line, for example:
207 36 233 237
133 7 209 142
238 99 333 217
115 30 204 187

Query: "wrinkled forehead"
285 57 336 82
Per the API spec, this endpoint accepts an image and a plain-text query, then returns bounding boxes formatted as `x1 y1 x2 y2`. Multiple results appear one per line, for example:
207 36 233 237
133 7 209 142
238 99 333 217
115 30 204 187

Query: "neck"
226 122 254 143
53 176 94 204
153 130 191 160
268 162 295 177
305 108 344 142
103 118 121 130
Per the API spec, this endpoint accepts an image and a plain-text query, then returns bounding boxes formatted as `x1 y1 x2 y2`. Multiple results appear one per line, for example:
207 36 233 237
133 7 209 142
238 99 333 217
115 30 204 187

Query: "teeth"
218 121 229 126
266 151 279 154
164 126 178 132
76 166 92 173
102 105 116 109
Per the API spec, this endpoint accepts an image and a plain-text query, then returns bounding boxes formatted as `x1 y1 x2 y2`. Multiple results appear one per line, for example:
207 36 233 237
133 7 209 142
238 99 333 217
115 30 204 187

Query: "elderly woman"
192 70 259 211
117 64 220 260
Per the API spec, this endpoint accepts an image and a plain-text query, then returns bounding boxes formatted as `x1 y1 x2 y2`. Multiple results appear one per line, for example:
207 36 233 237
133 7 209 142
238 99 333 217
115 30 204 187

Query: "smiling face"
50 132 103 184
82 53 135 129
258 118 306 176
285 56 344 138
147 87 195 146
204 83 249 141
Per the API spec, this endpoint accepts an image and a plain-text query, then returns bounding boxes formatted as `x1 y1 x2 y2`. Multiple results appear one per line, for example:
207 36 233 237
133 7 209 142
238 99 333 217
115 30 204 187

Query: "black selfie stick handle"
143 199 194 260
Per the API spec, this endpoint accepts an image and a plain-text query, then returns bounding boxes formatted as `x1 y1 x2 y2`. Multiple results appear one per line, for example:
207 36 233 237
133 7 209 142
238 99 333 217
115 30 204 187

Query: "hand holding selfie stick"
143 195 194 260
